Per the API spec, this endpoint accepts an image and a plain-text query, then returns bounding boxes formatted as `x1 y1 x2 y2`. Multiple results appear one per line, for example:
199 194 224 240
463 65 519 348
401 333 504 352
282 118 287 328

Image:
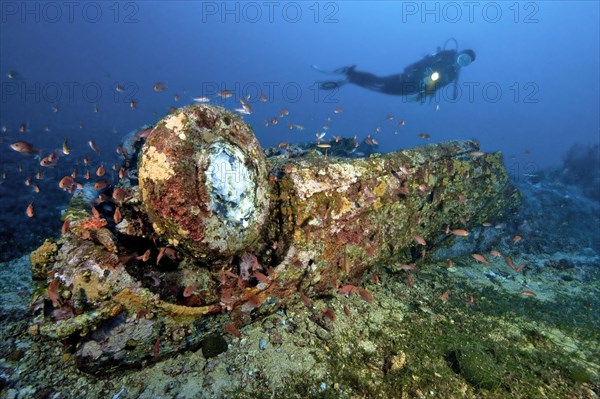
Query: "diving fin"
318 80 347 90
312 64 356 75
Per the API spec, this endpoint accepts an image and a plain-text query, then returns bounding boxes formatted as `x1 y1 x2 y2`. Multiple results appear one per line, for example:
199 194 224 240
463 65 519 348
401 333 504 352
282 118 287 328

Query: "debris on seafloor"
28 104 520 374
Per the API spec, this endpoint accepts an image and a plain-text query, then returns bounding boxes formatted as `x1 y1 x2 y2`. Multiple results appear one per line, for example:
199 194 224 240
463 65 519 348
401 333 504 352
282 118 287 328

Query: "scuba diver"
313 39 475 102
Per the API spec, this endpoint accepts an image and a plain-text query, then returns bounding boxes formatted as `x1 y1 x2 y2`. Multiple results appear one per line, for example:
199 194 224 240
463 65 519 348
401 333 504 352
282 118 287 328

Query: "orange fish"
94 179 109 190
521 290 536 297
26 202 34 217
447 259 454 268
112 187 128 203
489 249 502 257
182 284 196 298
40 153 59 168
439 290 449 302
512 235 522 244
338 284 358 297
451 229 469 237
59 176 77 191
113 207 122 224
397 263 417 271
48 278 61 307
217 90 233 99
504 256 516 270
472 253 490 265
223 322 241 338
137 249 151 262
358 287 374 303
61 218 71 235
10 141 37 155
413 235 426 246
96 164 106 177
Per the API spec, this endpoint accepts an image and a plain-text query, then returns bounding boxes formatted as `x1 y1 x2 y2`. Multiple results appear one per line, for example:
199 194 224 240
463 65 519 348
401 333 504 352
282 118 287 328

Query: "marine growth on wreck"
29 104 520 374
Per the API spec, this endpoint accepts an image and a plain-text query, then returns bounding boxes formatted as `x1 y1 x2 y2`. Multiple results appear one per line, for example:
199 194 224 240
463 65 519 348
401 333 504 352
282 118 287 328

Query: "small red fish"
413 235 426 246
343 304 351 316
26 202 34 217
521 290 536 297
137 249 151 262
61 218 71 235
252 271 268 284
10 141 37 155
96 164 106 177
472 253 490 265
59 176 76 191
113 207 122 224
357 287 374 304
512 235 522 244
322 308 336 321
338 285 358 297
94 179 109 190
439 290 449 302
300 293 313 309
451 229 469 237
223 322 241 338
504 256 516 271
182 284 196 298
397 263 417 271
48 278 62 307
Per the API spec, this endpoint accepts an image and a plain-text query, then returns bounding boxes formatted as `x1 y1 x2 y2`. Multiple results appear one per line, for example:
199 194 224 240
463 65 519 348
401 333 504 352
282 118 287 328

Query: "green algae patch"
446 346 503 389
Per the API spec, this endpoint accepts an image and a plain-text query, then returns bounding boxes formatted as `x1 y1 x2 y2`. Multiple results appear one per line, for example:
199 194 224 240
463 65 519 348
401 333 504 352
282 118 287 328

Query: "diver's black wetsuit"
318 47 475 101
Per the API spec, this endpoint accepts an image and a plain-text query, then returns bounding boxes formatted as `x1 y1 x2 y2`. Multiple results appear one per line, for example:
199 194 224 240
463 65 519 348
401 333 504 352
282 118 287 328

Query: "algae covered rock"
447 347 504 389
30 239 58 281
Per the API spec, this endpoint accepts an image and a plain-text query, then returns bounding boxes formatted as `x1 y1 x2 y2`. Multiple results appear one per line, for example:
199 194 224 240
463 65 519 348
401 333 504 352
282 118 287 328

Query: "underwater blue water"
0 1 599 256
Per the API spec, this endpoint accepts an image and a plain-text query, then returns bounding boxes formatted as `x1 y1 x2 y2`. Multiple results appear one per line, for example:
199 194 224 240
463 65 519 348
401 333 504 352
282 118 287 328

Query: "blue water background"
0 1 598 254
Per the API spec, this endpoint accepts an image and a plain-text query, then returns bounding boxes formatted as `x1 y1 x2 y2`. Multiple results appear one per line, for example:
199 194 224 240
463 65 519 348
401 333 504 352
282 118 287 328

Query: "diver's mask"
456 52 473 67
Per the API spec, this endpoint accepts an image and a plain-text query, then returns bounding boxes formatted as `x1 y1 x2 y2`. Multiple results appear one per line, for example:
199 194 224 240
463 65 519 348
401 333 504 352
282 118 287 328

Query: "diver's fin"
332 64 356 75
311 64 330 73
312 64 356 75
318 80 347 90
